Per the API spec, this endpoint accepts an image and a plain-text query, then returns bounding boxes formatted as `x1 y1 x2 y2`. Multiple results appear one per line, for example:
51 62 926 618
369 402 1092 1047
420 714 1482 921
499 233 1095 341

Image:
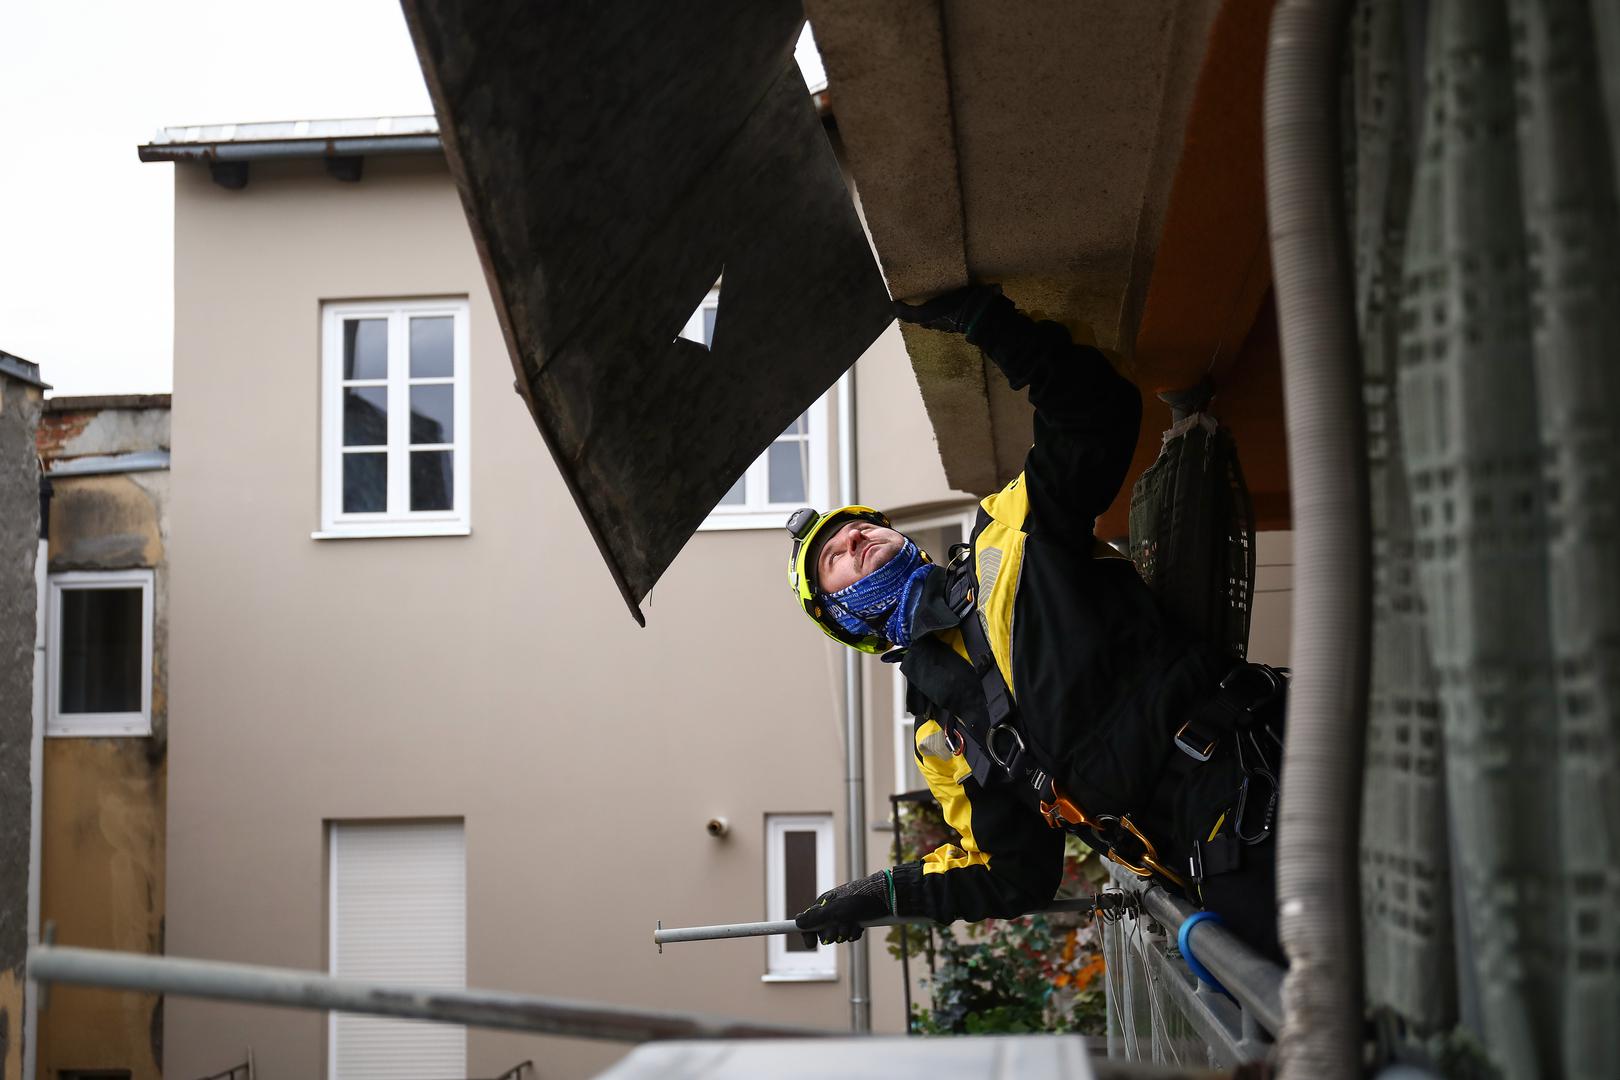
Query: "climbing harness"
930 538 1285 895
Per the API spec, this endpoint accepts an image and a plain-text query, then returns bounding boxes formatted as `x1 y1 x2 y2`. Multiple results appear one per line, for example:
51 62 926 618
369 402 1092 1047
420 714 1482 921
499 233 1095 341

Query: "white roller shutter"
330 821 466 1079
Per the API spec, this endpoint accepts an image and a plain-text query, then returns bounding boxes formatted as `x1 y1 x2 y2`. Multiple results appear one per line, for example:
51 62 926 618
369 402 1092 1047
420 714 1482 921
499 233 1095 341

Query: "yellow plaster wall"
37 741 166 1080
38 453 169 1079
2 968 22 1080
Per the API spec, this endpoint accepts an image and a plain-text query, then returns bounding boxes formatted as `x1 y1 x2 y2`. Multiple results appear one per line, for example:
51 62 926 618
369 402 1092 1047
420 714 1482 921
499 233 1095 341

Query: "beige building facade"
157 126 1291 1079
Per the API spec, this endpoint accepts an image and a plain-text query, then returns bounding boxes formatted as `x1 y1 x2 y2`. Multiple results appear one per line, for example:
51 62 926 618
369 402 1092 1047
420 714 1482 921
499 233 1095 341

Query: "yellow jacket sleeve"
891 719 1065 922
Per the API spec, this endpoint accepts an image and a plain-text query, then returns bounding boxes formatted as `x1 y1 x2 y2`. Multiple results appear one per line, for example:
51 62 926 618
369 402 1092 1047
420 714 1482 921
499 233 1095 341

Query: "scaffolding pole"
654 897 1100 946
27 945 836 1043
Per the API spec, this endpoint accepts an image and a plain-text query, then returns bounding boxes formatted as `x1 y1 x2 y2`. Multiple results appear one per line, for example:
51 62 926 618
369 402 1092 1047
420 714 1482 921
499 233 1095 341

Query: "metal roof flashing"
0 350 51 390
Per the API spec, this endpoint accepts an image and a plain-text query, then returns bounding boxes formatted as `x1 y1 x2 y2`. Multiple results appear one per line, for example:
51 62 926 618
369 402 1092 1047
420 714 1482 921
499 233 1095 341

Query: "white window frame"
890 507 978 792
680 288 831 530
46 569 155 738
763 814 837 981
317 298 472 539
893 671 925 796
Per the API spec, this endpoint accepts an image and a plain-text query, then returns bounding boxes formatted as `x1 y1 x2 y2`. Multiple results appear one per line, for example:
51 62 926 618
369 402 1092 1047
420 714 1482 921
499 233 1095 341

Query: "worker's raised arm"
896 286 1142 544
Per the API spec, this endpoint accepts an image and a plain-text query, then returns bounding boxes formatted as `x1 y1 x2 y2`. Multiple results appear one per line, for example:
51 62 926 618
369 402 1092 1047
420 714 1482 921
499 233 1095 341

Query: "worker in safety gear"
787 285 1285 960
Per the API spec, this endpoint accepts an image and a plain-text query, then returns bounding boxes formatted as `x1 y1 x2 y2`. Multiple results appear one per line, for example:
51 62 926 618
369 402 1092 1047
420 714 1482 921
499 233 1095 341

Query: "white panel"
331 821 466 1080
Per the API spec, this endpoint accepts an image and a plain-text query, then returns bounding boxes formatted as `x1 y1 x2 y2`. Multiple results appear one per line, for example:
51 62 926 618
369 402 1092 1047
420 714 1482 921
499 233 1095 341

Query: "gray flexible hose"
1262 1 1371 1076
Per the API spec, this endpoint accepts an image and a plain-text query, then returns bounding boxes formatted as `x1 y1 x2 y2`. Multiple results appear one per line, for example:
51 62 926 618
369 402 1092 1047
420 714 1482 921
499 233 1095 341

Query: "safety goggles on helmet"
785 505 893 653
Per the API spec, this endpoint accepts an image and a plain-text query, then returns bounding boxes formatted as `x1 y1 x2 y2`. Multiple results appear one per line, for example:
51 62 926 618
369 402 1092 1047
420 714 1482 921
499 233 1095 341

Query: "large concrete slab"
810 0 1226 496
403 0 894 619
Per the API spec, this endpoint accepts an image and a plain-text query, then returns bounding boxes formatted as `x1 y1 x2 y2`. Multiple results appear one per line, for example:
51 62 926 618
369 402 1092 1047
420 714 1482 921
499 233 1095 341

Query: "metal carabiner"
1234 767 1279 845
1220 662 1285 715
1039 786 1100 832
985 723 1026 771
1099 814 1188 890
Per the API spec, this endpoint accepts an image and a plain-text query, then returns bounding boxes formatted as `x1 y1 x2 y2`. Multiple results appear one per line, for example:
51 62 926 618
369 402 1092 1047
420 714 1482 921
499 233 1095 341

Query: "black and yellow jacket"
889 296 1226 924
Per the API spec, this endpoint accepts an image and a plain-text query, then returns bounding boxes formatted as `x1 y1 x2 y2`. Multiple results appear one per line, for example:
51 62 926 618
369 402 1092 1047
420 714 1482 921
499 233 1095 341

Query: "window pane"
701 305 718 347
782 412 807 437
343 452 387 513
343 386 388 446
411 450 454 511
782 831 819 953
343 319 388 379
410 385 454 444
59 587 143 713
718 474 746 506
410 316 454 378
767 440 808 505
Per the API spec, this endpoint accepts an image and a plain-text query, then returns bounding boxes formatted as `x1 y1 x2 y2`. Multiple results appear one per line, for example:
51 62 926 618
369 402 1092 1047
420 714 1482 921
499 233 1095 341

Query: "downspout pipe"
25 475 51 1080
836 369 871 1032
1262 1 1370 1076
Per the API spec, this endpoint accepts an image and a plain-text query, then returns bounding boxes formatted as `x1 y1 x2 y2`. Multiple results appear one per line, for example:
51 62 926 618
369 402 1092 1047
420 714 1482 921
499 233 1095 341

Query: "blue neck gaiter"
821 539 937 649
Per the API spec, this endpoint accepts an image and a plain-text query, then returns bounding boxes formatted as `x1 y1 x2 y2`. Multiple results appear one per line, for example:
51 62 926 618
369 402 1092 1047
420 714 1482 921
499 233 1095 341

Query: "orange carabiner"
1041 787 1187 890
1108 815 1187 890
1040 787 1099 832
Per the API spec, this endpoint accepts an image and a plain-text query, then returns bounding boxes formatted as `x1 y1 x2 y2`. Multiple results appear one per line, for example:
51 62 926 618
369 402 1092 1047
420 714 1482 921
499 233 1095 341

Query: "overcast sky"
0 2 827 398
2 0 435 396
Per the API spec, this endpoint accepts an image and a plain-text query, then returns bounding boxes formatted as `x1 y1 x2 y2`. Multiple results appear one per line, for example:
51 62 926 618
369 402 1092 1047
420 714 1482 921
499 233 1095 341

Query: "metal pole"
836 368 870 1033
654 898 1099 946
891 792 913 1033
28 945 836 1043
1138 883 1286 1036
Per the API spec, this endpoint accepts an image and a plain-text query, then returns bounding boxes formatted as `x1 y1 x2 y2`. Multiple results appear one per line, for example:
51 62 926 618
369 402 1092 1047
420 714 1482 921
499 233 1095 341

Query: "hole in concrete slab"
676 275 724 351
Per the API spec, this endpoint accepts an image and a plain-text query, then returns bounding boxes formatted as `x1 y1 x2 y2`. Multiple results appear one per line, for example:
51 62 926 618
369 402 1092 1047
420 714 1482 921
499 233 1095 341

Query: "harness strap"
936 545 1278 892
1164 663 1286 784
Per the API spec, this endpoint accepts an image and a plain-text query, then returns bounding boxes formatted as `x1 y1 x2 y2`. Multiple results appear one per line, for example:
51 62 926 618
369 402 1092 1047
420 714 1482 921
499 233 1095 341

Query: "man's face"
815 520 906 594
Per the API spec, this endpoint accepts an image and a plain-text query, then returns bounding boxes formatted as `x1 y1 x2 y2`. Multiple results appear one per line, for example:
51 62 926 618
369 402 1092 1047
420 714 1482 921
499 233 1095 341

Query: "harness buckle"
1174 718 1220 763
985 723 1026 772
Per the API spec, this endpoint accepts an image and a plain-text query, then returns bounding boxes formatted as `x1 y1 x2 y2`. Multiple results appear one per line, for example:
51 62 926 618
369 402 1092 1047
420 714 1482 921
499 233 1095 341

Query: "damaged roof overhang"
402 0 894 623
807 0 1288 535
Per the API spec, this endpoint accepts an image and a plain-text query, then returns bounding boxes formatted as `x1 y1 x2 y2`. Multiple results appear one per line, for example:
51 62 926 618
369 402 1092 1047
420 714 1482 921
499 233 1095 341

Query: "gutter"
46 450 171 478
137 135 441 164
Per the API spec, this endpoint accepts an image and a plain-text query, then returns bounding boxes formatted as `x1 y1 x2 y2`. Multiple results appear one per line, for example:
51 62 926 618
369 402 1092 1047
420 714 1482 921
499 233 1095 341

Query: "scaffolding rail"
1100 865 1285 1066
27 944 838 1044
652 897 1099 947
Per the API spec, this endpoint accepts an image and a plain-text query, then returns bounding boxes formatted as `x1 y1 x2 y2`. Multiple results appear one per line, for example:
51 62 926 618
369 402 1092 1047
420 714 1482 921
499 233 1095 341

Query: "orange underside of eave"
1095 0 1289 539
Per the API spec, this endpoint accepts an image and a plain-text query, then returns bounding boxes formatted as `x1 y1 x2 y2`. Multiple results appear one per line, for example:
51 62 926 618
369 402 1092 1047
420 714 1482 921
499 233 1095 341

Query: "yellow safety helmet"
785 505 893 653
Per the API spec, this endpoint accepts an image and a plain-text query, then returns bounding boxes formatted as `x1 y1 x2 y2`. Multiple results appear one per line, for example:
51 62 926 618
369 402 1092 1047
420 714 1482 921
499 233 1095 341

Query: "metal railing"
1100 863 1284 1067
192 1058 252 1080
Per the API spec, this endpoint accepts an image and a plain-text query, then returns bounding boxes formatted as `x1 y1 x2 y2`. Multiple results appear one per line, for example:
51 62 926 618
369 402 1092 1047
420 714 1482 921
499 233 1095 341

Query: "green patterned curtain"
1351 1 1620 1075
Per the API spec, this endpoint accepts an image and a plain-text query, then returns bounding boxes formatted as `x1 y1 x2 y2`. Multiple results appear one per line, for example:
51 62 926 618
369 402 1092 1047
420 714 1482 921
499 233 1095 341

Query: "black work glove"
893 284 1003 336
793 869 895 946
